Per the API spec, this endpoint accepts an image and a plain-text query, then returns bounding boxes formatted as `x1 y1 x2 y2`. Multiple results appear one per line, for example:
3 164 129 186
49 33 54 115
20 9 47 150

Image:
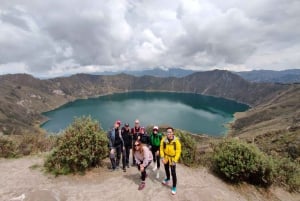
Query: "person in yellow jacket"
160 127 181 195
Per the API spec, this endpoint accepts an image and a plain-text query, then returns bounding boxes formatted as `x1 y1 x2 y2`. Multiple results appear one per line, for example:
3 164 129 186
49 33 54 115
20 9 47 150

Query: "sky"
0 0 299 77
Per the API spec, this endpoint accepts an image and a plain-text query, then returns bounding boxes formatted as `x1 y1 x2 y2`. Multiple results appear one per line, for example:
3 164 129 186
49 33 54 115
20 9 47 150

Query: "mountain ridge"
0 70 289 135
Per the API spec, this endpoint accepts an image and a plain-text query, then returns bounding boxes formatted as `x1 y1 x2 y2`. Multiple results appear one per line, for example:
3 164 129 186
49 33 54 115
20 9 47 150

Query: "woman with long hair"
133 140 153 190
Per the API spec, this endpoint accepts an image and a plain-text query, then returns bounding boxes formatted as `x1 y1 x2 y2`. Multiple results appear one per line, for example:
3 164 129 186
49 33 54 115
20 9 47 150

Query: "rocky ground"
0 156 299 201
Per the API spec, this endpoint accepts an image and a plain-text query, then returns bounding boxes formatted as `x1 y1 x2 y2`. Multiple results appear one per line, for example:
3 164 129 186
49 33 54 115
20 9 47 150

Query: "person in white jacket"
133 140 153 190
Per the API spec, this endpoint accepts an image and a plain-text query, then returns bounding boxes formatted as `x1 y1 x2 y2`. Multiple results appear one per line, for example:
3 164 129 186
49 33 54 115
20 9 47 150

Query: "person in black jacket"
107 120 126 172
137 127 150 145
131 119 142 166
121 123 132 168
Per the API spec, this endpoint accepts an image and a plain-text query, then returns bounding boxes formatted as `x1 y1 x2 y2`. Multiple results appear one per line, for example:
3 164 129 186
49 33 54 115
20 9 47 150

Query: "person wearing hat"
107 120 126 171
149 126 163 179
121 123 131 168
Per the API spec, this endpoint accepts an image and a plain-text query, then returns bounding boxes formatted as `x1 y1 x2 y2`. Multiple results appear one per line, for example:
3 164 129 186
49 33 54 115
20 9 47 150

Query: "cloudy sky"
0 0 299 77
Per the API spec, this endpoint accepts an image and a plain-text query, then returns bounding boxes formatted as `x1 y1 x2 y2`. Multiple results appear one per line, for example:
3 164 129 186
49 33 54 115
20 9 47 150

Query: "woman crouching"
133 140 153 190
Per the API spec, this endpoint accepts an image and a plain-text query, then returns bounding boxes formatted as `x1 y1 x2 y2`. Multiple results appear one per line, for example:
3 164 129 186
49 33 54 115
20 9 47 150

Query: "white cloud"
0 0 299 77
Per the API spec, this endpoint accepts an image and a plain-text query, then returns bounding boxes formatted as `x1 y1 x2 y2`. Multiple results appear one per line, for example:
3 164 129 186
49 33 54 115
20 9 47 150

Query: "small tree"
44 116 108 175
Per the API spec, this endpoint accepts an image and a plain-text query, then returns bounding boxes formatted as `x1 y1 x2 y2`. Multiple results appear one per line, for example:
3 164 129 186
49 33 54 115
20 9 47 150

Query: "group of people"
107 119 182 195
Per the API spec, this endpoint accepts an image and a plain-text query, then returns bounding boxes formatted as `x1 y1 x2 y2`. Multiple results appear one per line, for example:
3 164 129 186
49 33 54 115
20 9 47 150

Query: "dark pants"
137 162 151 181
164 162 177 188
110 145 126 169
124 145 131 165
132 152 136 165
151 146 160 169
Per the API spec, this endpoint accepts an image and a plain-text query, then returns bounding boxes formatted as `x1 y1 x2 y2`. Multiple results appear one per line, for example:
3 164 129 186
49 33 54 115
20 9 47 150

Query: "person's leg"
132 151 136 166
156 148 160 169
121 146 126 171
125 146 130 166
162 161 170 184
151 147 157 171
109 148 116 170
116 146 121 168
156 148 161 178
164 162 170 179
170 164 177 194
138 162 151 190
151 148 156 163
170 164 177 187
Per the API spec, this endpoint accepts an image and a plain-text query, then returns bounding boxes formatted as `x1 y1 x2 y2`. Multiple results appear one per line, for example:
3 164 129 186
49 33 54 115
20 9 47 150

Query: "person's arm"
107 131 112 148
174 139 182 163
142 146 150 167
160 137 165 158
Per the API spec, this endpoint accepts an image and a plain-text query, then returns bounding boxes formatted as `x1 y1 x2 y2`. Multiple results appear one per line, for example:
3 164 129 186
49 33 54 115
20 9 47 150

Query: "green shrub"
273 157 300 192
44 116 108 175
0 137 18 158
212 139 274 186
175 130 197 166
17 133 55 155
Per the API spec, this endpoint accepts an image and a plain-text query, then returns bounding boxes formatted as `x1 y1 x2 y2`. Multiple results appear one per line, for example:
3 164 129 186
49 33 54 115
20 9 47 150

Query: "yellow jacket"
160 136 181 163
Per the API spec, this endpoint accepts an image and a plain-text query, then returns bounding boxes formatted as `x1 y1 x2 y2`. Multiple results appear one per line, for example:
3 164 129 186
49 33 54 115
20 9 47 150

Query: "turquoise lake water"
41 91 249 136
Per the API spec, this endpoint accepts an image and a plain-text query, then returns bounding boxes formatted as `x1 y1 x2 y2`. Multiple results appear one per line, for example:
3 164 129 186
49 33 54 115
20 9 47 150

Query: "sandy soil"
0 156 299 201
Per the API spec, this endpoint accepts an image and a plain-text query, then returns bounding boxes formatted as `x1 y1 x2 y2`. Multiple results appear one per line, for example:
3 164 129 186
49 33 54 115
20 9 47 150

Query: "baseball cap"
115 120 121 125
153 126 159 131
125 123 129 127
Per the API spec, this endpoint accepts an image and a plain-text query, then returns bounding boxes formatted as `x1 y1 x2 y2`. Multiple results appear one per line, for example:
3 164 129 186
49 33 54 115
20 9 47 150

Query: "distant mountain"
0 70 288 135
124 67 196 77
235 69 300 83
95 68 196 77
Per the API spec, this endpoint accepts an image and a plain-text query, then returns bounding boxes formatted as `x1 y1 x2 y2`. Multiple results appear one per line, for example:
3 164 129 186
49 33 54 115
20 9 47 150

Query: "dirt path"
0 156 299 201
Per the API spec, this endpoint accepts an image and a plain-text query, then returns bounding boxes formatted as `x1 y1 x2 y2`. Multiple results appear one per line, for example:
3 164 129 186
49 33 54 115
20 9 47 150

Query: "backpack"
163 137 177 151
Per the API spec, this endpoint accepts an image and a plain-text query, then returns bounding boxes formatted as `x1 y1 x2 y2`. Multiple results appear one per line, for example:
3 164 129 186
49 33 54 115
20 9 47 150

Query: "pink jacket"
134 145 153 167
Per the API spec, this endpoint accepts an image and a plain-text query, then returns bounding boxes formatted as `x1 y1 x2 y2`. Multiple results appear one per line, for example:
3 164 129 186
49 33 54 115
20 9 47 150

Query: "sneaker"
138 182 145 190
171 187 177 195
162 178 170 185
126 164 130 168
156 172 160 179
123 168 126 172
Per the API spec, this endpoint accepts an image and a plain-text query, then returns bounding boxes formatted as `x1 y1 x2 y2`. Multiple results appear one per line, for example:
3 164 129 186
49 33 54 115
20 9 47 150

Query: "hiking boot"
162 178 170 185
138 182 145 190
171 187 177 195
156 172 160 179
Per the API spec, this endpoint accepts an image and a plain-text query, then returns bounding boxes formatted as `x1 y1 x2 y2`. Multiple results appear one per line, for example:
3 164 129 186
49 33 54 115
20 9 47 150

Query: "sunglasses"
134 144 140 147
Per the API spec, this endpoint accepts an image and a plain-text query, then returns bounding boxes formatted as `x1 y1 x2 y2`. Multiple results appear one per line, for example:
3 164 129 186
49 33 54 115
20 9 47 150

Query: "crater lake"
41 91 249 136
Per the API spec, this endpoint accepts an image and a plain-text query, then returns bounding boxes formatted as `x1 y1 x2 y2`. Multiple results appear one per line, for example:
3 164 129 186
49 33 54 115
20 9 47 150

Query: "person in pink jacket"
133 140 153 190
